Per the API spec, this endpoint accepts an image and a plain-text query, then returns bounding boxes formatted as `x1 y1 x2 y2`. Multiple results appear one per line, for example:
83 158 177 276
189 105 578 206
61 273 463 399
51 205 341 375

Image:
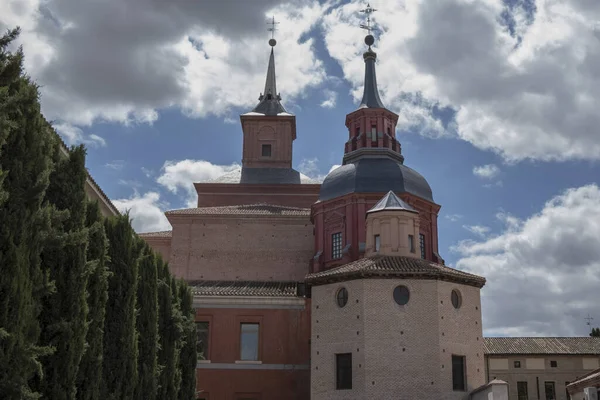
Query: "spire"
251 16 287 116
358 3 386 109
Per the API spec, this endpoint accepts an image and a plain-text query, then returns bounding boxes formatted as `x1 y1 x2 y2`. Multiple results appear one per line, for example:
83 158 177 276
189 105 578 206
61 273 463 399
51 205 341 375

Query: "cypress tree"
156 260 183 399
0 27 55 399
36 144 90 399
101 214 140 400
76 200 110 400
133 241 159 400
177 279 197 400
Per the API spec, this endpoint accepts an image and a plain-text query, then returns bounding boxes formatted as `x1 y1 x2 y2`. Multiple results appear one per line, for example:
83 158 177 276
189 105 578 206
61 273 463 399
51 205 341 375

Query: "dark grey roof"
359 49 386 109
306 255 485 288
166 203 310 217
251 47 287 116
367 190 416 214
209 166 319 185
483 337 600 355
319 156 434 202
189 281 298 297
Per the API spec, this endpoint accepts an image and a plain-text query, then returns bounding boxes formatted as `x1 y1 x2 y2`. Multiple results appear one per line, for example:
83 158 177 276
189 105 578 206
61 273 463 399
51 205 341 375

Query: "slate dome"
319 157 434 203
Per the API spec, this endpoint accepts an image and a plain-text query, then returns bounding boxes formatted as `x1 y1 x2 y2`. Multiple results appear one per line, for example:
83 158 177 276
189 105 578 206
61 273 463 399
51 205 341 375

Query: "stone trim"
196 363 310 370
193 296 305 309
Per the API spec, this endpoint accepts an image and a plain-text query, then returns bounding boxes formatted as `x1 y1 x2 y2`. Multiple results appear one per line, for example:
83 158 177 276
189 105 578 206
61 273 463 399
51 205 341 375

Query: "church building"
141 26 490 400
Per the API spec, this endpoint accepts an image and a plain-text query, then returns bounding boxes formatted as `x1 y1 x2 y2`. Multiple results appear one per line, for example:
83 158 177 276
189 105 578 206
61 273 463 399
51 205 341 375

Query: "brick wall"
167 216 313 281
311 278 484 400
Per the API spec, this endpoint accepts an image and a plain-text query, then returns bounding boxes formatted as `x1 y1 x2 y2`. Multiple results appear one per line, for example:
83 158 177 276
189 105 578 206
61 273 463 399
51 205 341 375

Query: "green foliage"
35 144 90 399
101 214 140 400
0 27 55 400
156 260 184 400
133 241 159 400
76 200 111 400
591 327 600 337
177 279 197 400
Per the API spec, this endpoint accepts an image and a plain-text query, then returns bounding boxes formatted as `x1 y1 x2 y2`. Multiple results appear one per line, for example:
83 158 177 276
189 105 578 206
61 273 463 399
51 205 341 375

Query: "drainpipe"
536 376 540 399
486 356 490 383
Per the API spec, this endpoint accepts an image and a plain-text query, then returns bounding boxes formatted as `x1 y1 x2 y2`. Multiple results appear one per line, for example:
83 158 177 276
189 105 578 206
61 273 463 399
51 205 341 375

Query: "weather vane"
359 3 377 35
267 16 279 40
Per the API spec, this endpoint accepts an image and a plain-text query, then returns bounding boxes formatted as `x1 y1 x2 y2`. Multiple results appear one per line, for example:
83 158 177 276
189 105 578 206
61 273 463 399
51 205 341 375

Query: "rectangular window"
240 323 259 361
419 233 426 259
331 232 343 260
517 381 528 400
374 234 380 252
452 355 466 391
408 234 415 253
336 353 352 390
514 360 521 368
550 360 557 368
196 322 209 360
261 144 271 157
371 125 377 141
544 381 556 400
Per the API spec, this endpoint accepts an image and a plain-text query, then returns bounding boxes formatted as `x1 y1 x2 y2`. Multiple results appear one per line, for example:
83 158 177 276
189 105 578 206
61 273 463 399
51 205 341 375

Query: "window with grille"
336 353 352 390
419 233 426 259
517 381 528 400
196 322 209 360
332 232 343 260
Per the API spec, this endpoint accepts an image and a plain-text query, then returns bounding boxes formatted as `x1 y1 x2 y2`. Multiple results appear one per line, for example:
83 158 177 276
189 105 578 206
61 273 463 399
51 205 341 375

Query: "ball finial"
269 38 277 47
365 34 375 47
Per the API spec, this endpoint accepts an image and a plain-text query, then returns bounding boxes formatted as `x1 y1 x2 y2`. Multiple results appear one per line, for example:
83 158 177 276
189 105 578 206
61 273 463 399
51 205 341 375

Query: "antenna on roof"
585 314 594 333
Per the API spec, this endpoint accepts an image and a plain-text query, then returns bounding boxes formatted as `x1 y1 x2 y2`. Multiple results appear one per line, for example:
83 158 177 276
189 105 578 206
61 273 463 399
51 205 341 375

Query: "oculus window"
240 323 259 361
196 321 209 360
451 290 462 309
452 355 466 391
393 285 410 306
261 144 272 157
336 353 352 390
336 287 348 308
331 232 343 260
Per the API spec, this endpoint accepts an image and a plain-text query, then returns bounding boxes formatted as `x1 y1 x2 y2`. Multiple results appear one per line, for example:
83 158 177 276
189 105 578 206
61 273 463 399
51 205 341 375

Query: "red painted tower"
311 33 444 273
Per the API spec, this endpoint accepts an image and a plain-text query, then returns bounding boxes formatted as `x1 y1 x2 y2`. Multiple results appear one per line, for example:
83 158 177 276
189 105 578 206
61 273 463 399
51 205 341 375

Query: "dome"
319 157 434 203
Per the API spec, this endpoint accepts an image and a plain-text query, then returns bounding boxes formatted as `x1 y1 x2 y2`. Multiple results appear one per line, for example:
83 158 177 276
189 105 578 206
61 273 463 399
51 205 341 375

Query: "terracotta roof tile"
138 230 172 238
483 337 600 355
166 203 310 217
306 255 485 288
189 281 298 297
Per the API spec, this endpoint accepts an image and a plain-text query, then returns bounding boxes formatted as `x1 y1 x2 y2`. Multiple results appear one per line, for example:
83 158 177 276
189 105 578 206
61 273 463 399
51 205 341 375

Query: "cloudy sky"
3 0 600 337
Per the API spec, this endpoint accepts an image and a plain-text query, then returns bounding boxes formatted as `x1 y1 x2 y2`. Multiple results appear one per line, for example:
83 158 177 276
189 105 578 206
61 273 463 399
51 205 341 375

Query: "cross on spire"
359 3 377 35
267 16 279 40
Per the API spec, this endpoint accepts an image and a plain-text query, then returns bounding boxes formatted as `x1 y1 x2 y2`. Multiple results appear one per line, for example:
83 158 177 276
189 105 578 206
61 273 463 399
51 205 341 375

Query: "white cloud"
321 0 600 162
455 184 600 336
320 89 338 108
297 158 340 182
473 164 500 179
54 123 106 148
462 224 491 238
105 160 124 170
445 213 463 222
156 159 240 206
112 191 171 233
1 0 327 127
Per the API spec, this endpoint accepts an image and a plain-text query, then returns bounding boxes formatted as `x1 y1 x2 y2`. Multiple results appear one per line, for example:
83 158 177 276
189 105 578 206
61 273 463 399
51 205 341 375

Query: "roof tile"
483 337 600 355
138 230 172 238
166 203 310 217
189 281 298 297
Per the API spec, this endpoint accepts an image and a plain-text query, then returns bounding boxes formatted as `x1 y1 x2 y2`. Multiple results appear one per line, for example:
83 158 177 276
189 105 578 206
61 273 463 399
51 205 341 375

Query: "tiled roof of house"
483 337 600 355
567 367 600 392
306 255 486 288
189 281 299 297
138 230 172 238
166 203 310 217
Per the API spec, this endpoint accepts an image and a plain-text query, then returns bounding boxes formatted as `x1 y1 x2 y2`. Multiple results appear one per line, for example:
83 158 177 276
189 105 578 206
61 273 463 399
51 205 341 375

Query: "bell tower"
240 18 296 170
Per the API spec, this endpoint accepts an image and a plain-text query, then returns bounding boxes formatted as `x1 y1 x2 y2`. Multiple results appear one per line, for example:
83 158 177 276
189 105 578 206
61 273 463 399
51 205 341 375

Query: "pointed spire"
251 17 287 116
358 3 386 109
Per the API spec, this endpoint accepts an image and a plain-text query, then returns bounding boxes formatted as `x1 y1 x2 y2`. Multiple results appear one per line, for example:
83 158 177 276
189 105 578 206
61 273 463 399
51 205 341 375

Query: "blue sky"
3 0 600 336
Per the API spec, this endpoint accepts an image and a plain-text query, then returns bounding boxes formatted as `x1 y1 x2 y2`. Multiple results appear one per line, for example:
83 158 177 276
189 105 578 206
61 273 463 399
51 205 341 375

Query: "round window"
451 289 462 309
393 285 410 306
336 287 348 308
